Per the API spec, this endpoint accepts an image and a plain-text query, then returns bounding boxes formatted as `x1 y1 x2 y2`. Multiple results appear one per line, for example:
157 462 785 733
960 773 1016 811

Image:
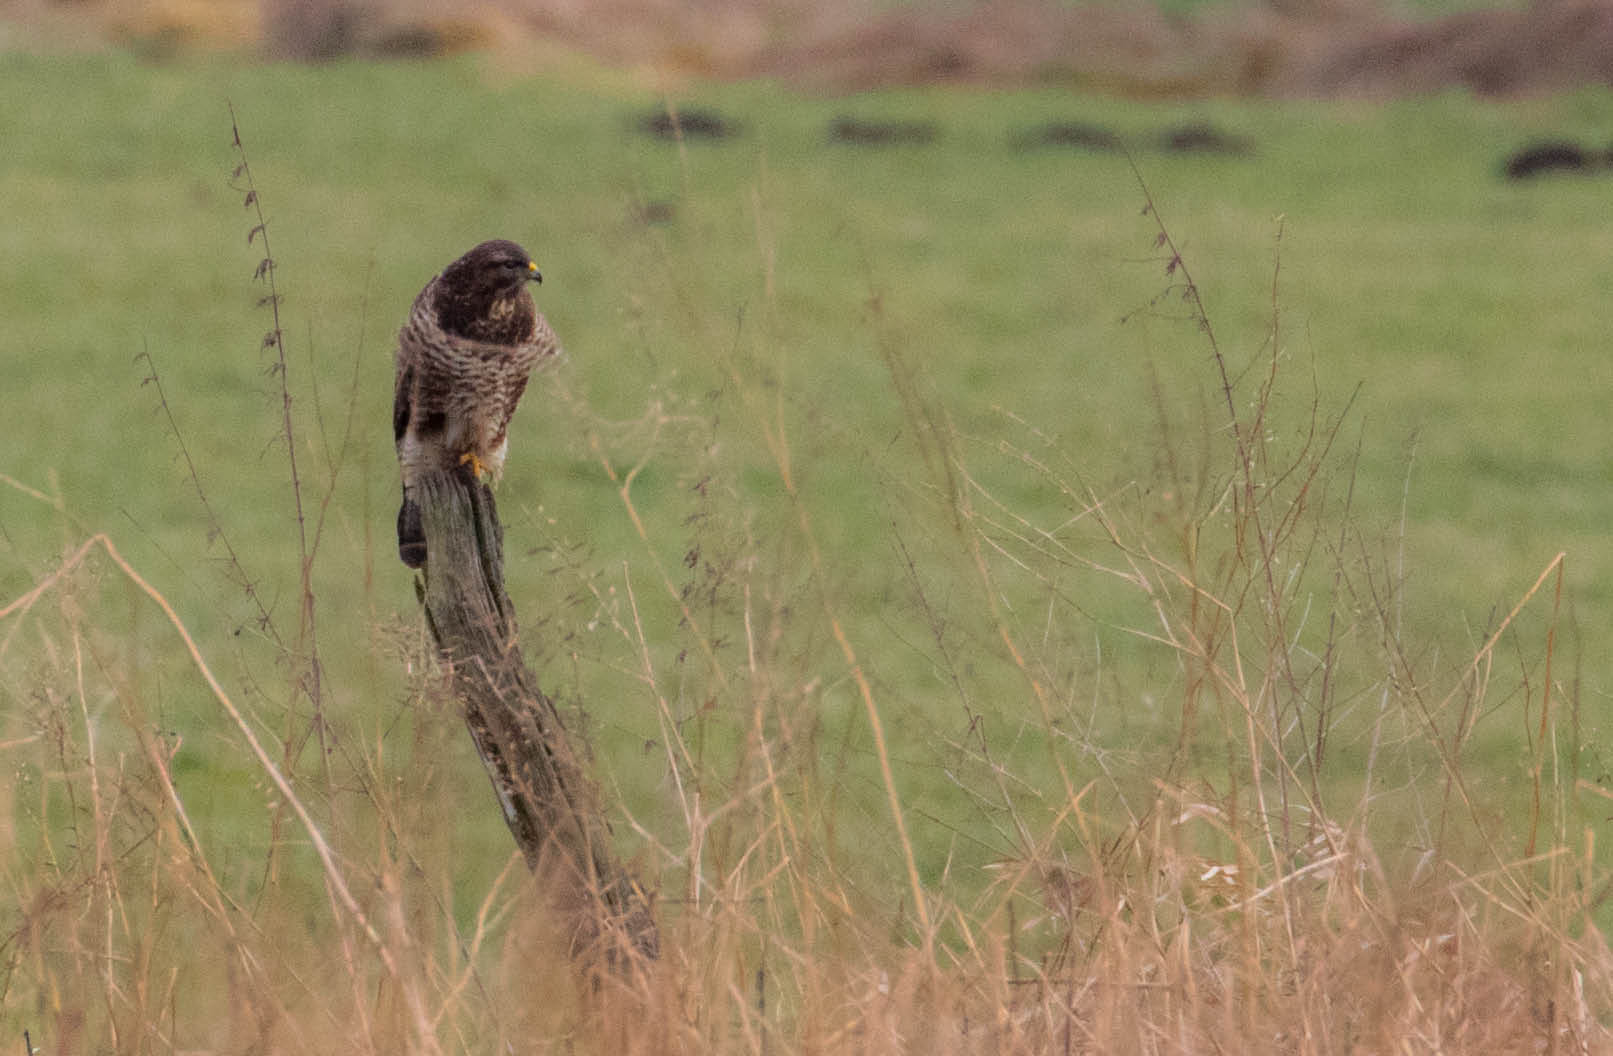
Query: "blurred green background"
1 42 1607 913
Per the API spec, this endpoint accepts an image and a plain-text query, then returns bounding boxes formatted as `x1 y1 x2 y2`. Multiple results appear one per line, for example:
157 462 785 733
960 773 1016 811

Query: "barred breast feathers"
393 281 560 485
402 284 558 377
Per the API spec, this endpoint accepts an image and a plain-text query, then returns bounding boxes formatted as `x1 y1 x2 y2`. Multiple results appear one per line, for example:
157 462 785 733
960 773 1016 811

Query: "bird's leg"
458 451 488 480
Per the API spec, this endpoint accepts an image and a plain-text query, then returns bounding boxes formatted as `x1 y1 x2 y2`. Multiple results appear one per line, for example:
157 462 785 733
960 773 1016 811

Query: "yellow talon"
458 451 488 479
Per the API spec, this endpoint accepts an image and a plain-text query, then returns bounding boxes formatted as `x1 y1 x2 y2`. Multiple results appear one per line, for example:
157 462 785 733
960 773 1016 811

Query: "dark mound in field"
631 200 677 225
638 107 739 140
1013 122 1124 152
828 116 939 146
1160 122 1254 155
1502 141 1602 180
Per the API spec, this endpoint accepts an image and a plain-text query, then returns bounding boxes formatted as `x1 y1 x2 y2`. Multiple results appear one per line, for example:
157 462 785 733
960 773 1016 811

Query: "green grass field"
3 47 1610 1050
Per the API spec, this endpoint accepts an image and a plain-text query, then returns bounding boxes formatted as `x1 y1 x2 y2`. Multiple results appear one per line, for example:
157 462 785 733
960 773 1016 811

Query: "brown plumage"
394 239 559 568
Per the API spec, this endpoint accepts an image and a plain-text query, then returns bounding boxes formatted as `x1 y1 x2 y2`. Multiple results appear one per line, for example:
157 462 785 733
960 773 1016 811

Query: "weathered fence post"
409 466 658 966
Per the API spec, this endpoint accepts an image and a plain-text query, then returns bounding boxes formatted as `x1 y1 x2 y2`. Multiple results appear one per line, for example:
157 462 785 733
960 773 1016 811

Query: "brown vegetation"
12 0 1613 97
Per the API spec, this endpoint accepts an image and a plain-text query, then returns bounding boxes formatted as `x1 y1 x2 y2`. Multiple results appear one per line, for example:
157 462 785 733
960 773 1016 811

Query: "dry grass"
6 533 1600 1052
3 140 1610 1056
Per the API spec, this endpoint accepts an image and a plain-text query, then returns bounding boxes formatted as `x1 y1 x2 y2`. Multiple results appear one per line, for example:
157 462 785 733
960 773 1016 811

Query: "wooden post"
409 467 657 967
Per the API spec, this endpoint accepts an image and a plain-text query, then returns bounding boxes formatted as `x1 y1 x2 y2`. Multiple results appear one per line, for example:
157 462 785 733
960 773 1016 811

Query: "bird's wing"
393 354 414 446
394 287 437 447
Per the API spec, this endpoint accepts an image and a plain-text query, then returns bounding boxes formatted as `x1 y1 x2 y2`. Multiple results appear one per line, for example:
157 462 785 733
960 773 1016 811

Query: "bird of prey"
393 239 559 568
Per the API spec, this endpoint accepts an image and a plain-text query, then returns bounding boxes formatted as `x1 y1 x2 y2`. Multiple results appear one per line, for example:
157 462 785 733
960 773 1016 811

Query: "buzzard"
393 239 559 568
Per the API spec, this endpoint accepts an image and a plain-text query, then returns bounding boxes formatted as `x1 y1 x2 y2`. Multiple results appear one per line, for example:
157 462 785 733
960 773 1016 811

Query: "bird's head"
433 239 543 342
444 239 542 296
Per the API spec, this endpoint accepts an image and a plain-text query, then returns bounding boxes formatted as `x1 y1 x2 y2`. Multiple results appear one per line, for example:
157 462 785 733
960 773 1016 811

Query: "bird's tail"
397 490 426 568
